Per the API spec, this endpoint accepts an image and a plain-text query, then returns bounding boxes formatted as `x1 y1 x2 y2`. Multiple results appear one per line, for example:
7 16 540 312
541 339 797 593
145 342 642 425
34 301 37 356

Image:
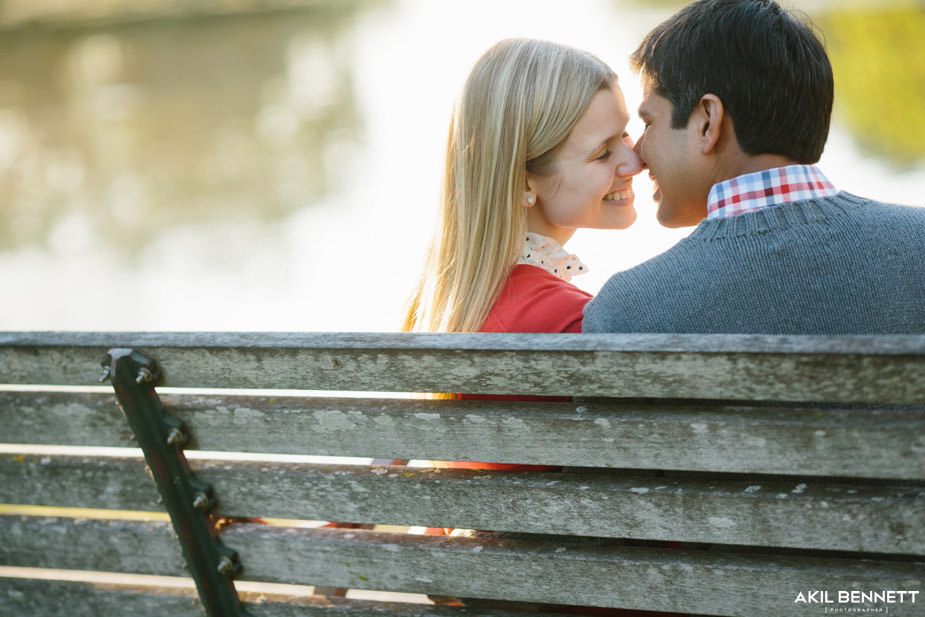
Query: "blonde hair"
403 39 616 332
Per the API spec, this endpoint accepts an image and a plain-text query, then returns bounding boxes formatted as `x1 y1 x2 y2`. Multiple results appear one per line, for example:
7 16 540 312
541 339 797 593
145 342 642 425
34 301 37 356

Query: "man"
583 0 925 334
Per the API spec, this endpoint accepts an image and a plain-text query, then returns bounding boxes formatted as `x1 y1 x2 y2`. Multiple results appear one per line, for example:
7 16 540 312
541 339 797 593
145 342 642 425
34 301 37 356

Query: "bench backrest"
2 331 924 617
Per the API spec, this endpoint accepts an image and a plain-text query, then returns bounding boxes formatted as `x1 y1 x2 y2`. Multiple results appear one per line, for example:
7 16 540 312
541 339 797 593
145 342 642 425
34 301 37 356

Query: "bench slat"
195 461 921 555
0 390 132 448
0 576 545 617
177 395 924 480
5 391 923 479
0 453 157 512
4 453 919 554
0 577 202 617
0 516 186 577
2 332 924 402
223 525 924 617
4 517 921 616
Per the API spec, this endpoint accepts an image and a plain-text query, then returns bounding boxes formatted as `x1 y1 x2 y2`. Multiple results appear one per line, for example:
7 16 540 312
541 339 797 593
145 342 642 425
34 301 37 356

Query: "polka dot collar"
519 233 588 282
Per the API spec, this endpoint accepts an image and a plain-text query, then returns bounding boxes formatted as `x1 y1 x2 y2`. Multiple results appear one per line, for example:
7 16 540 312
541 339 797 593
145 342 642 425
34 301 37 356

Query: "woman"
403 38 642 335
404 39 640 471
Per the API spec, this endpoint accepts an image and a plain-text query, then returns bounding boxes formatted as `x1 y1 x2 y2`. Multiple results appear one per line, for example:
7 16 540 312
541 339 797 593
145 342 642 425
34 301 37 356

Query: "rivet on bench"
98 366 112 383
192 492 210 510
136 367 155 384
216 555 235 575
166 428 186 446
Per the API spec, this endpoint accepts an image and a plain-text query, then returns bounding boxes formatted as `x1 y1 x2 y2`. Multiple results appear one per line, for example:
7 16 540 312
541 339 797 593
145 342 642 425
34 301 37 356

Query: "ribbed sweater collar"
687 192 870 242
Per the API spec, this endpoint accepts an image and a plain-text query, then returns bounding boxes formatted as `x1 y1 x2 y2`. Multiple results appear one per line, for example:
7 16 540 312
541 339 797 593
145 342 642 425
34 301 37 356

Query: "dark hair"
630 0 833 163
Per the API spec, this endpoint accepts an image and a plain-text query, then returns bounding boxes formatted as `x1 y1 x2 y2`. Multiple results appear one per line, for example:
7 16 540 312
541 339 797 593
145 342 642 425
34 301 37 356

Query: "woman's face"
526 83 642 245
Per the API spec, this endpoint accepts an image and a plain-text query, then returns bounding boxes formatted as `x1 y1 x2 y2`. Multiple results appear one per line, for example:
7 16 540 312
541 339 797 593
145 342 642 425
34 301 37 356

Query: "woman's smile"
604 185 634 205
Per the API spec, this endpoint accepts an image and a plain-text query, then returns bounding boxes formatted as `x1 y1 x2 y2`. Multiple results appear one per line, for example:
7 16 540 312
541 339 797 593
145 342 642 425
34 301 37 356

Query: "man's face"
635 83 710 227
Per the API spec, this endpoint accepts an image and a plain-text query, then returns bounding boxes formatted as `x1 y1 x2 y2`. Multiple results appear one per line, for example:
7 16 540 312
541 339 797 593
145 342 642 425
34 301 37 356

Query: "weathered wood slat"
244 595 570 617
0 453 158 512
175 395 925 479
223 525 925 617
4 453 920 554
4 518 921 617
195 461 924 555
243 594 571 617
0 576 553 617
0 577 202 617
2 331 924 402
244 599 554 617
5 391 924 479
0 390 133 448
0 516 186 576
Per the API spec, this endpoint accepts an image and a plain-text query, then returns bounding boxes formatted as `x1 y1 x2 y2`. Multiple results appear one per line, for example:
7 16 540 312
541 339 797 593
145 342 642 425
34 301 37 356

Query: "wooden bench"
2 331 923 617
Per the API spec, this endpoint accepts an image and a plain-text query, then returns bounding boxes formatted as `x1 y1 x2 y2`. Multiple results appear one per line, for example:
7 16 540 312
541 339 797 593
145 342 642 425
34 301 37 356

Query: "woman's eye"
596 150 612 161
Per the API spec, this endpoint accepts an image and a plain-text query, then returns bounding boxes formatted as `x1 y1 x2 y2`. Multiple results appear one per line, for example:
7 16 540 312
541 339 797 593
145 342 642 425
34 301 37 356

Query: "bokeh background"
1 0 923 332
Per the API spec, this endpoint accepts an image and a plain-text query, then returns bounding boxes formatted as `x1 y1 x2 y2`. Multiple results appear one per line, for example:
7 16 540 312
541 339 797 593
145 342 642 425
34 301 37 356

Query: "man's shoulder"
582 242 705 333
837 193 925 238
836 192 925 217
871 200 925 219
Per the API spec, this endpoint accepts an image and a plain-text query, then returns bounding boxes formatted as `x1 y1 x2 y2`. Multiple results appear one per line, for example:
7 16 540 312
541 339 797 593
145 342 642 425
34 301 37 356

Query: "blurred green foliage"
818 6 925 167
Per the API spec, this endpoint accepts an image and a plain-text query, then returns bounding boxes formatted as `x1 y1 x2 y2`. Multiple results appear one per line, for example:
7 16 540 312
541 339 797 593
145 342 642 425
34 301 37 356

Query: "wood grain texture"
5 391 924 479
0 390 132 447
0 516 185 575
0 453 158 511
221 524 925 617
2 331 924 402
4 453 920 554
0 578 202 617
0 577 557 617
3 518 921 616
195 462 925 555
174 395 925 479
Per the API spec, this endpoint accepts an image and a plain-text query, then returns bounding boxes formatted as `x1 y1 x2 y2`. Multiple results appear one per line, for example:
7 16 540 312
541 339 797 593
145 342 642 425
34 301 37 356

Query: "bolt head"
217 556 235 575
192 492 209 509
166 428 185 446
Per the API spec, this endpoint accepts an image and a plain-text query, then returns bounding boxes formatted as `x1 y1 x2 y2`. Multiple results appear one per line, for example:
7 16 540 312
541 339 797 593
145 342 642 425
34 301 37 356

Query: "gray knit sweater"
583 193 925 334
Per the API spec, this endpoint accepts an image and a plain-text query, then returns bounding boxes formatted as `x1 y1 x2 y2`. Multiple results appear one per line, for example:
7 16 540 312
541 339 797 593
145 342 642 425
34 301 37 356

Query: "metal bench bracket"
103 347 251 617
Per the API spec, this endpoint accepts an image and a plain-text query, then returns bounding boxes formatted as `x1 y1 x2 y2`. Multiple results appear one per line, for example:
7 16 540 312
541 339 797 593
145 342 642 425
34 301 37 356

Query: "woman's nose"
617 137 644 177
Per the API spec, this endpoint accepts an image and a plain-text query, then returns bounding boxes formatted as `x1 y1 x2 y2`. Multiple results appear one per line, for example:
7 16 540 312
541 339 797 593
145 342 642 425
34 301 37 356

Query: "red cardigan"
480 264 592 333
443 264 592 472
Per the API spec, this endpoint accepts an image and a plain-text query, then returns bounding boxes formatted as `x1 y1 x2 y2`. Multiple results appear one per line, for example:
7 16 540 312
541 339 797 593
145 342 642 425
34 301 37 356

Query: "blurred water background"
1 0 923 332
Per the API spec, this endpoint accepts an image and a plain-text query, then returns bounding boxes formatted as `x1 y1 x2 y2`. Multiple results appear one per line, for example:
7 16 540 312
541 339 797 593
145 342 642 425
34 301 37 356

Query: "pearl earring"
525 196 535 205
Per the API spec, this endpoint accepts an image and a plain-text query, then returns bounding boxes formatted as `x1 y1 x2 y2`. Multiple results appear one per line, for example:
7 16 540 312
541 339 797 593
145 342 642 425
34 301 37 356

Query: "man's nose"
632 138 649 170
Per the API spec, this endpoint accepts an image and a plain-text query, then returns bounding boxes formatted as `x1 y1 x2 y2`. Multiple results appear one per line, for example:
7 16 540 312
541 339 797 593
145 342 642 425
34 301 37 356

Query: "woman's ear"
523 173 538 207
695 93 725 155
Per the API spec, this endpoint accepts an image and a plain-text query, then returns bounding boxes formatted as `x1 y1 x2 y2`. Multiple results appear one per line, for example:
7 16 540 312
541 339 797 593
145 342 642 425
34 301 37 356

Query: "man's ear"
695 94 725 155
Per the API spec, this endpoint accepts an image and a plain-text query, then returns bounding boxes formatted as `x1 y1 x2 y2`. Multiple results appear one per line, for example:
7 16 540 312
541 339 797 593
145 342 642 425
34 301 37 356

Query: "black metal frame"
103 347 250 617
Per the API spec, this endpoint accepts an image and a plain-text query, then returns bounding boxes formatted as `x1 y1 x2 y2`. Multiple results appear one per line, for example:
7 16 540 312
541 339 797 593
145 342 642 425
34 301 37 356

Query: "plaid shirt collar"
706 165 837 220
